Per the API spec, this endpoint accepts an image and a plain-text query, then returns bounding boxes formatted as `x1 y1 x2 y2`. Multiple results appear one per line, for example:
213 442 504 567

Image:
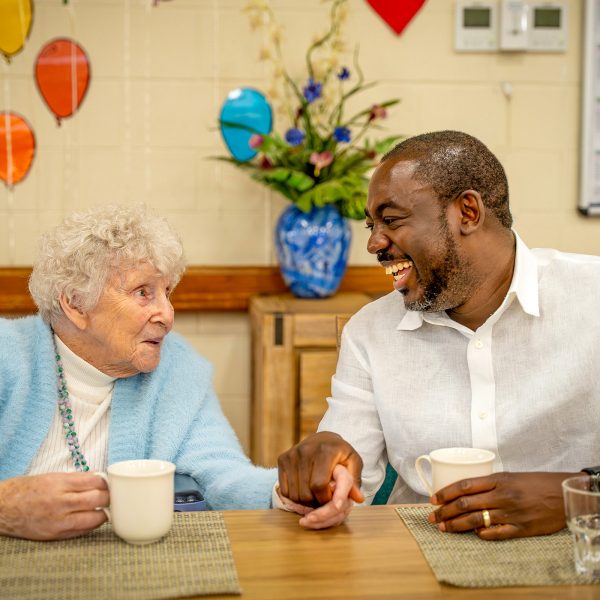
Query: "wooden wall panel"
0 266 390 313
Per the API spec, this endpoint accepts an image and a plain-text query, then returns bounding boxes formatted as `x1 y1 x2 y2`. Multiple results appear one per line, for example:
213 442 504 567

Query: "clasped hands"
277 432 364 530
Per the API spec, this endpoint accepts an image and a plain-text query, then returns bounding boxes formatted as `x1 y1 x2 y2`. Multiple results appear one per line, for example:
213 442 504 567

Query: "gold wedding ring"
482 509 491 528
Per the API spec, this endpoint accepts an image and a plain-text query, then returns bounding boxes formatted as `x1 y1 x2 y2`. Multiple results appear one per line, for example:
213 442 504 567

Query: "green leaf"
373 135 405 155
288 171 315 192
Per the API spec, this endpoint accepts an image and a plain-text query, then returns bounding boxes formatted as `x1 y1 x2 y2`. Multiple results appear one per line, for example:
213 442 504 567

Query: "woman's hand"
297 464 358 529
277 431 364 508
276 464 359 529
428 471 579 540
0 472 109 540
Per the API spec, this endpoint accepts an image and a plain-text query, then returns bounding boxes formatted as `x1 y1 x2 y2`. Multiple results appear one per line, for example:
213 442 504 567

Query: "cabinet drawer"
299 350 338 439
293 314 338 347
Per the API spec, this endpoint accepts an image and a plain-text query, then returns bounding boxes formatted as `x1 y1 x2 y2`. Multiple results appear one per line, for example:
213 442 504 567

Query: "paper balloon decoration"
34 38 91 125
0 112 36 188
220 88 272 162
0 0 33 62
366 0 426 36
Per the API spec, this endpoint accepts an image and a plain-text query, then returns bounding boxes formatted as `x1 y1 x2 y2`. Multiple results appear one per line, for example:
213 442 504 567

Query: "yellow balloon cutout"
0 0 33 63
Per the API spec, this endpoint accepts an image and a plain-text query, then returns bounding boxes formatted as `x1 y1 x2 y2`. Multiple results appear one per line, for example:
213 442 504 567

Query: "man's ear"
58 293 88 330
452 190 485 235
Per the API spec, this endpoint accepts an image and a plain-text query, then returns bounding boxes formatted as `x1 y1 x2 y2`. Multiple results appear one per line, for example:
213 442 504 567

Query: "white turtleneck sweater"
27 335 116 475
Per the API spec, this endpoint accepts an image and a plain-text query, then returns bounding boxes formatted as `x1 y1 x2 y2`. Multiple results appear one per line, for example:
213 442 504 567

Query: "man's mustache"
377 251 395 263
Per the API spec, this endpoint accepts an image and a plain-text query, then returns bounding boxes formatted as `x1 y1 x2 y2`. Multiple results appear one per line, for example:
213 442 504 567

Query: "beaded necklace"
54 347 90 472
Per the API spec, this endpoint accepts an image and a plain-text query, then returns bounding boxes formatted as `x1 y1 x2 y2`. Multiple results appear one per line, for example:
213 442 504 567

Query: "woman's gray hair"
29 204 185 323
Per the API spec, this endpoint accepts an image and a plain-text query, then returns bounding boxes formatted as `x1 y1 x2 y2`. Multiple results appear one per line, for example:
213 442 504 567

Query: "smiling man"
277 130 600 539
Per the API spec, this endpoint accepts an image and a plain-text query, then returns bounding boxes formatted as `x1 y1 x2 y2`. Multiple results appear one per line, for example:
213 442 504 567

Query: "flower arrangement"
219 0 402 220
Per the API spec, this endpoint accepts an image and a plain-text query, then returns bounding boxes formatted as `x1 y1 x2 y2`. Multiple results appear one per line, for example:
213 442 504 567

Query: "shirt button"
475 340 483 349
479 412 487 420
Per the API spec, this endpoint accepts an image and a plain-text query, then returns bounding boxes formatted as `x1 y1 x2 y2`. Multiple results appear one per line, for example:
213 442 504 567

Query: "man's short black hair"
382 130 513 229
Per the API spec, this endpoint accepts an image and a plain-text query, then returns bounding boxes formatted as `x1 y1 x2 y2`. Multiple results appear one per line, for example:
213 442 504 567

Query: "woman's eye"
135 288 149 298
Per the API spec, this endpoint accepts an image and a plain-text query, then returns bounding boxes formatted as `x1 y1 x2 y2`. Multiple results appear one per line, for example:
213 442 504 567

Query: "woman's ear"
58 293 88 330
453 190 485 236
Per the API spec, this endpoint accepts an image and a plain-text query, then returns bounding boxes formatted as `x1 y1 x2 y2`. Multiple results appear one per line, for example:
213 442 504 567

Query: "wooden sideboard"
249 293 374 467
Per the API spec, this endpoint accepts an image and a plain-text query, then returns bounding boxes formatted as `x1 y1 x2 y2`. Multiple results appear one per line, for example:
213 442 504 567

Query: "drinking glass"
562 475 600 578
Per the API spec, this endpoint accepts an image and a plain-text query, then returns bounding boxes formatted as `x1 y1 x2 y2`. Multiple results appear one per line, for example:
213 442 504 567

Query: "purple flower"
249 134 264 149
334 127 351 143
303 79 322 103
285 128 305 146
337 67 350 80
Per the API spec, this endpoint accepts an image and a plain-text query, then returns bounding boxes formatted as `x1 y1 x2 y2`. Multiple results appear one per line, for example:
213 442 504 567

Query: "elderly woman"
0 205 353 541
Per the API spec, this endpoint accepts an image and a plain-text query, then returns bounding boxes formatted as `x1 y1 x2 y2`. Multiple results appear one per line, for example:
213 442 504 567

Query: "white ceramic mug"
97 459 175 545
415 447 495 495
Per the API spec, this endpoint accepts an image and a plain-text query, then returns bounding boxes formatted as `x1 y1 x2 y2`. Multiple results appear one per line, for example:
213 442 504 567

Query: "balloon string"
2 58 16 262
212 0 224 219
144 0 152 196
63 0 78 207
123 0 131 194
7 185 15 263
2 62 13 189
68 4 77 117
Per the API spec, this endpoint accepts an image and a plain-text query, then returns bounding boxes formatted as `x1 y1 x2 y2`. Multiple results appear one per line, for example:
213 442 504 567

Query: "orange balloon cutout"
0 0 33 63
0 112 36 189
35 38 91 126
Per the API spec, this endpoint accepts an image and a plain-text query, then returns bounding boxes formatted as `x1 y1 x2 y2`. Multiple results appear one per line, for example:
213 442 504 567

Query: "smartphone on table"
174 473 207 511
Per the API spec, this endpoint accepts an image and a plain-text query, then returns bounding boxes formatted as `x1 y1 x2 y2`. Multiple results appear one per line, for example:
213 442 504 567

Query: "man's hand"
0 472 109 541
277 465 358 529
427 471 580 540
277 431 364 508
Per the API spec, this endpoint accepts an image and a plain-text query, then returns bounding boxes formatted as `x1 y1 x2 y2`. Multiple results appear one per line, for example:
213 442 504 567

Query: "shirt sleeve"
317 324 387 503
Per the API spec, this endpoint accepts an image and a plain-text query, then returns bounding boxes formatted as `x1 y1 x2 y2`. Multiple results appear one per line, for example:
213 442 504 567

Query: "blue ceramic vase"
274 204 351 298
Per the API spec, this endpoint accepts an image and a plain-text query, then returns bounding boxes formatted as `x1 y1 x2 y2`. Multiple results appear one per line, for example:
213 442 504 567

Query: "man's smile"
383 260 414 289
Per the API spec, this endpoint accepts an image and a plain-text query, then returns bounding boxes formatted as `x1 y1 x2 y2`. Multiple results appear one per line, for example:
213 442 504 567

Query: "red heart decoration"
366 0 426 36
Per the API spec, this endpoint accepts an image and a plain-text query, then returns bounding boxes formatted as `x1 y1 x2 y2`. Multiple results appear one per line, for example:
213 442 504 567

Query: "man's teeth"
384 261 413 276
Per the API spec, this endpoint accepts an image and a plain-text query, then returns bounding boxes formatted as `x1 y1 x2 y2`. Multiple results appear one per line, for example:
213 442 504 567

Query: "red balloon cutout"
366 0 426 35
34 38 91 125
0 111 36 188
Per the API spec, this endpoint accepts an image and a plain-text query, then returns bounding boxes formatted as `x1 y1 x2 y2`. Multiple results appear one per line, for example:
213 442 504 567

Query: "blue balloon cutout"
220 88 273 162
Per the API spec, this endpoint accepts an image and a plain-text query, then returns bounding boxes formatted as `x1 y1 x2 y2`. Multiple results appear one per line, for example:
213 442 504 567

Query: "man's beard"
404 221 476 313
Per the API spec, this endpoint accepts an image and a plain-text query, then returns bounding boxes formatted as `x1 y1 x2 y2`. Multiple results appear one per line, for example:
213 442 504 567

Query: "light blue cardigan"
0 315 277 509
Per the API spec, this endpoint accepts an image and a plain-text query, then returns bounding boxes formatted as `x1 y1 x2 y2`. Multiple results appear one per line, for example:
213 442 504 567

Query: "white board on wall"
580 0 600 215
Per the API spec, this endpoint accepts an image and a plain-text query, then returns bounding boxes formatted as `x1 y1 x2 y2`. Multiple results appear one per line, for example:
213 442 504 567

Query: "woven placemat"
396 505 596 588
0 511 240 600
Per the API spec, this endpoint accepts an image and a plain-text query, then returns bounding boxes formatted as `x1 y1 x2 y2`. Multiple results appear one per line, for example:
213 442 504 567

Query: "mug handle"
95 471 111 520
415 455 434 496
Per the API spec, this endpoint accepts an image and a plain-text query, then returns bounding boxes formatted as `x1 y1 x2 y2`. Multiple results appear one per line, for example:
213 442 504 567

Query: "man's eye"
365 222 374 230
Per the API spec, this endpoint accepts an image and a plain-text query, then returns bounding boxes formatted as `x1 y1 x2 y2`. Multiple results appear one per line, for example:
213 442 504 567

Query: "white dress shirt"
319 233 600 504
27 335 115 475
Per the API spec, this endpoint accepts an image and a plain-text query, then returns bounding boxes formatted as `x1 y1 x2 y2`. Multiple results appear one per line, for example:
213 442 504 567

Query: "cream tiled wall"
1 0 597 451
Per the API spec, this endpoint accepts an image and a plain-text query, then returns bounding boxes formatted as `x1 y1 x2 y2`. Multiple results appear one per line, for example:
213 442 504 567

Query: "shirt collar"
508 231 540 317
397 230 539 331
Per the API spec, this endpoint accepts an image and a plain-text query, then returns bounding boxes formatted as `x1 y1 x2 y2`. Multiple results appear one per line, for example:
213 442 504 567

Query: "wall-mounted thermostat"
528 2 568 52
456 0 568 53
499 0 567 52
455 1 498 52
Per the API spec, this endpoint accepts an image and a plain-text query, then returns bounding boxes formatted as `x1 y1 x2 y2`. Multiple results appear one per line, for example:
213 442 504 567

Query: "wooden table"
204 505 598 600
